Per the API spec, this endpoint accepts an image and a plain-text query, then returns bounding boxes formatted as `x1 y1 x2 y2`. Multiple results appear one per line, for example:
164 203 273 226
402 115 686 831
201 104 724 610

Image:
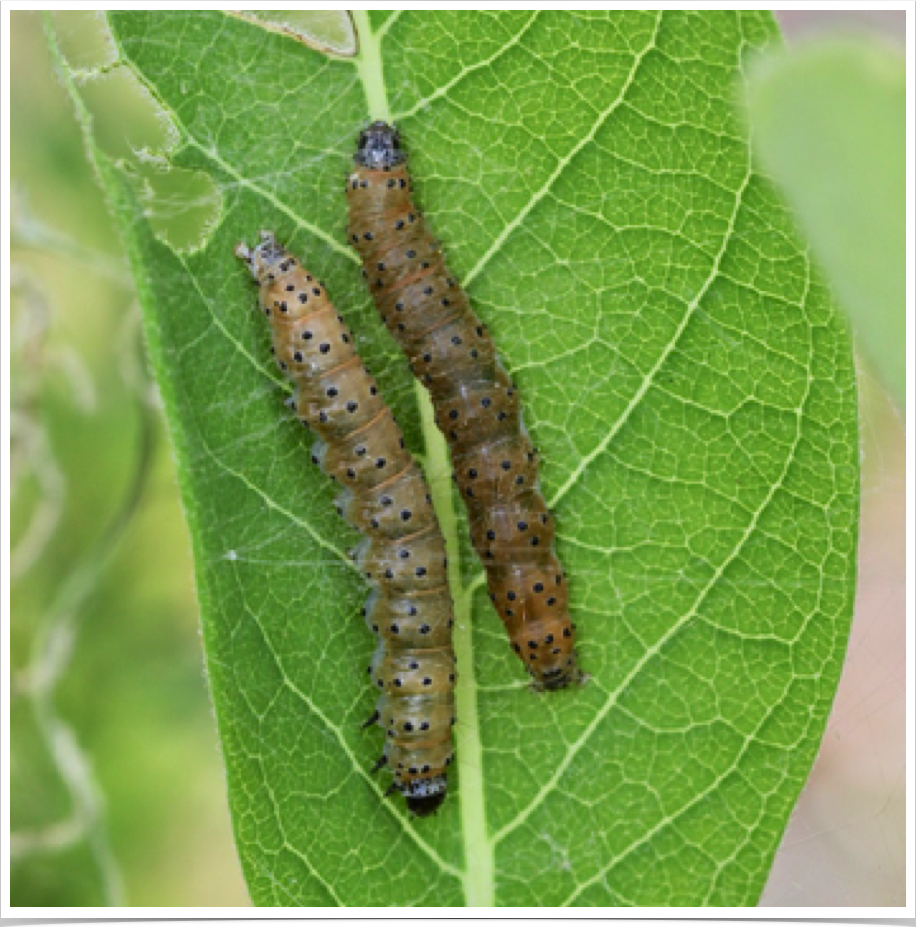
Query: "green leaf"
744 36 905 408
51 10 859 906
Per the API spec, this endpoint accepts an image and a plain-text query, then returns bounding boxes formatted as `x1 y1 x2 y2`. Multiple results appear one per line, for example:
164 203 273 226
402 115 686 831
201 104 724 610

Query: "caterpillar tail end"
402 774 448 818
234 230 287 282
388 773 448 818
532 656 585 692
406 792 446 818
234 241 250 259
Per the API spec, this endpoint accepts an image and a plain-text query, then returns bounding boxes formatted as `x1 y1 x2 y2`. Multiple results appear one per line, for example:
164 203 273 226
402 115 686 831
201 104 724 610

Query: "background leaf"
51 10 859 906
744 36 905 409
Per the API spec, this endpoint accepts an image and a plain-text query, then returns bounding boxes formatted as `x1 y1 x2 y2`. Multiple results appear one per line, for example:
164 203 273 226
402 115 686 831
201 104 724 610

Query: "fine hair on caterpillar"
347 122 582 691
235 231 457 817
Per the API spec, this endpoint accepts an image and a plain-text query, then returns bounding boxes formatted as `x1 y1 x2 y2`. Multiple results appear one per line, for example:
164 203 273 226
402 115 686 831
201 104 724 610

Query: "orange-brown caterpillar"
236 232 456 816
346 123 580 691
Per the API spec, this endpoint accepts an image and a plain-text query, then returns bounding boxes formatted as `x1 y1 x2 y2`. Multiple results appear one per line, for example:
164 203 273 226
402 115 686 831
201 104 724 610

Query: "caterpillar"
235 231 456 817
346 122 580 691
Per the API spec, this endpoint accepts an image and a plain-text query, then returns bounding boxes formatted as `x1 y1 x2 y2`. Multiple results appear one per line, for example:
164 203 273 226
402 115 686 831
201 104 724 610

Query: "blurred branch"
10 271 66 579
14 379 158 904
11 201 160 901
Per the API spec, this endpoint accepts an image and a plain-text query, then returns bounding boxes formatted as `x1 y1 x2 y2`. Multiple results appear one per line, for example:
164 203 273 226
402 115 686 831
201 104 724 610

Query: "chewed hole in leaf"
135 167 222 255
77 65 177 160
50 10 117 75
55 22 222 255
225 10 357 57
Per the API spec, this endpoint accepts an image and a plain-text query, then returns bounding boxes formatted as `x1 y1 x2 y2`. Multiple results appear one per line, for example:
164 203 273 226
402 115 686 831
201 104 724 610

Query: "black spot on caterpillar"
236 231 457 816
346 122 581 691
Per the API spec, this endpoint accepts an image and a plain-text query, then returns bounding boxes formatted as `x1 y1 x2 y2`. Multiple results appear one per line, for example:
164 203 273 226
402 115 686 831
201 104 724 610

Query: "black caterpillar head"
235 230 290 283
354 121 406 170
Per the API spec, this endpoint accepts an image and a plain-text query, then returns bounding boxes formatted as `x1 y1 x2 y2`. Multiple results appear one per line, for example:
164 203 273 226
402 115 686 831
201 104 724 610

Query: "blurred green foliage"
745 36 905 408
10 11 248 907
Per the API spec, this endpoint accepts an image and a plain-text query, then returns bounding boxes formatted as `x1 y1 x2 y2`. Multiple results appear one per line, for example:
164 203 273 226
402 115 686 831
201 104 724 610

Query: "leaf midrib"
352 10 496 906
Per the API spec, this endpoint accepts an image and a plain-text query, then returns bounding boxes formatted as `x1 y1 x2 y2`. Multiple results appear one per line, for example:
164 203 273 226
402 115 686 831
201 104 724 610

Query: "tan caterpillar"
236 231 456 816
346 123 580 691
